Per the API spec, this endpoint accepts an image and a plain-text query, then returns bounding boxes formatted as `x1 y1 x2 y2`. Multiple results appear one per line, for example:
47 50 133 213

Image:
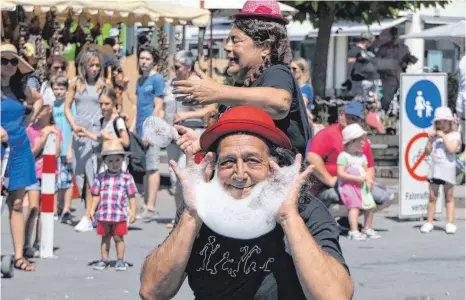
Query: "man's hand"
365 175 374 189
169 146 215 224
270 154 315 224
174 125 201 153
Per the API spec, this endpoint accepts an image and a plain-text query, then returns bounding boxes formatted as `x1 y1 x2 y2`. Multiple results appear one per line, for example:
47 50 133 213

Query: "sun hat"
343 101 365 120
0 43 34 74
200 106 292 152
233 0 289 25
100 140 130 157
342 124 367 145
432 106 454 123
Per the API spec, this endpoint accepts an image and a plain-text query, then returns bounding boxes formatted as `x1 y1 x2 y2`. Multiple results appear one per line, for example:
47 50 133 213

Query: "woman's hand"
174 125 201 153
73 125 85 136
173 112 187 124
269 154 315 224
1 127 8 143
172 64 221 106
87 210 95 223
169 146 216 223
101 129 114 141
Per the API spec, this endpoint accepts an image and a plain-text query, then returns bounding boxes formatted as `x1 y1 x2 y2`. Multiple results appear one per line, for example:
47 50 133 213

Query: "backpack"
100 116 148 175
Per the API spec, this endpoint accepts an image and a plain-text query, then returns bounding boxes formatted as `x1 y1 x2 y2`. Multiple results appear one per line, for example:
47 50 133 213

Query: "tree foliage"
290 1 449 26
287 1 450 97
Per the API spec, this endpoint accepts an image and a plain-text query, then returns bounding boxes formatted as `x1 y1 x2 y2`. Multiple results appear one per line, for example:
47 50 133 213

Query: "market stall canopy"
400 20 465 40
1 0 211 26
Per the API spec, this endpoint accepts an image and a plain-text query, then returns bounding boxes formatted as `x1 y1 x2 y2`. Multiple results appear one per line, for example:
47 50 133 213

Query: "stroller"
1 143 14 278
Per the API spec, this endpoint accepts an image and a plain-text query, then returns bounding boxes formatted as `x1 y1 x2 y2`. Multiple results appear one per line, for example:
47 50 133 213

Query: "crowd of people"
0 0 464 298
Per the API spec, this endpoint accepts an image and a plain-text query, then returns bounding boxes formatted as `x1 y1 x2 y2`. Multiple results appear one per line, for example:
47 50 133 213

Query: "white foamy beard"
195 164 299 240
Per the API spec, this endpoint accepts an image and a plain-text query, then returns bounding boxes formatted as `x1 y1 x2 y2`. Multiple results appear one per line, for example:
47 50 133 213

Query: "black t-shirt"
219 65 311 156
171 196 348 300
348 46 379 82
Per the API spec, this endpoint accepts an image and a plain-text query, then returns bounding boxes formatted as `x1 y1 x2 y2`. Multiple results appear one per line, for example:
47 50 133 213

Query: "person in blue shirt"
131 45 165 221
291 58 313 112
51 74 76 222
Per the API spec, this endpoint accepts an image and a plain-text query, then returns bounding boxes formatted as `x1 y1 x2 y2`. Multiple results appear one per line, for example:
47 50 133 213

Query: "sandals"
14 257 35 271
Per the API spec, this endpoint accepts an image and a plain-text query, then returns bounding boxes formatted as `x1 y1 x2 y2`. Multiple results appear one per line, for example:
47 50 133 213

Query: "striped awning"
1 0 211 26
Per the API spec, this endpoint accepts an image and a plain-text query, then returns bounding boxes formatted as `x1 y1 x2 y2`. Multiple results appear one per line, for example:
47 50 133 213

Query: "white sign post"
399 73 447 218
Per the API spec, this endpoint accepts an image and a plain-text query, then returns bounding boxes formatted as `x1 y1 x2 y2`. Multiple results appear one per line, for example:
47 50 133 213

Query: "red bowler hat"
200 106 292 152
233 0 289 25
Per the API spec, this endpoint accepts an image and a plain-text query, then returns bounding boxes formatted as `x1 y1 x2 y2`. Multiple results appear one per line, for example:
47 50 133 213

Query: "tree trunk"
311 6 335 97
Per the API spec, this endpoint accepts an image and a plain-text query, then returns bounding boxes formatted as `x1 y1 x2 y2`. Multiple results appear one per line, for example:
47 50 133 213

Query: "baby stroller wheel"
1 255 14 278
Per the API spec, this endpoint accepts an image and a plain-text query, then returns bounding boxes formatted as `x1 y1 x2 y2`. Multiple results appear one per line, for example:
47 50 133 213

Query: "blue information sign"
405 80 442 129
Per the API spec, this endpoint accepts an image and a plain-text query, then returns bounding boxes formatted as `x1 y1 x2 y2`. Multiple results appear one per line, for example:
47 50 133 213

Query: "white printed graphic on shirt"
196 236 274 278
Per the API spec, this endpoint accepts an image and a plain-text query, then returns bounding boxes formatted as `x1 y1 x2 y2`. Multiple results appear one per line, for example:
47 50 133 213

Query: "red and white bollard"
40 134 57 258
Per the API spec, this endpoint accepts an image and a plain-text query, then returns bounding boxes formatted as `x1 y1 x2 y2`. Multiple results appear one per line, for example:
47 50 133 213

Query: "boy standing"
88 140 136 271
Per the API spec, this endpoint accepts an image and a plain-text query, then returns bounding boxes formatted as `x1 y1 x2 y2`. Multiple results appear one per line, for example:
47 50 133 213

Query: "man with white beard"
139 106 353 300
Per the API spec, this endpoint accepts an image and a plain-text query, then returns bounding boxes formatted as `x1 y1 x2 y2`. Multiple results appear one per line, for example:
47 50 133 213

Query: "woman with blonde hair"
65 47 106 232
291 57 313 111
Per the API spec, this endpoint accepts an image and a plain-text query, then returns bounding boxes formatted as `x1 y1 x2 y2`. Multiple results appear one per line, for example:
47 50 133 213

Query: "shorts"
145 145 160 172
26 179 58 192
428 178 446 185
57 157 73 190
97 221 128 236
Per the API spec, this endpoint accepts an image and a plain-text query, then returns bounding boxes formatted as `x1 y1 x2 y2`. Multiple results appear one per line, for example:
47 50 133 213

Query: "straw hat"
342 124 367 145
0 43 34 74
100 140 129 157
432 106 454 123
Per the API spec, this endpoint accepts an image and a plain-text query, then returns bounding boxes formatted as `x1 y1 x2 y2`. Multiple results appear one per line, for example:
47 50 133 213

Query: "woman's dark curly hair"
233 18 292 86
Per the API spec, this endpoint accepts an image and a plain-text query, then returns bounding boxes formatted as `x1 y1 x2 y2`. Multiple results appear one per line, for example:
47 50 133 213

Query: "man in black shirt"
139 106 353 300
347 32 380 104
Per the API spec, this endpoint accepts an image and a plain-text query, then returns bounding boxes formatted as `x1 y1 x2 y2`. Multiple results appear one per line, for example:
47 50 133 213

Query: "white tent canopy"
400 20 465 40
1 0 211 26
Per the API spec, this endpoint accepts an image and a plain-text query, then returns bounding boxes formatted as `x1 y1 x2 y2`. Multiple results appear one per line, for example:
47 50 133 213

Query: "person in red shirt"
307 101 393 208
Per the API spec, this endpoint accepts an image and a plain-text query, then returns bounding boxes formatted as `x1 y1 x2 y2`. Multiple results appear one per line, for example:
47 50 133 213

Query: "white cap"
109 28 119 38
432 106 453 123
342 124 366 145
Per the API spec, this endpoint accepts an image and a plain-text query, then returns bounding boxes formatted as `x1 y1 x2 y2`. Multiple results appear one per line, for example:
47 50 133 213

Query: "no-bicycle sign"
399 74 447 218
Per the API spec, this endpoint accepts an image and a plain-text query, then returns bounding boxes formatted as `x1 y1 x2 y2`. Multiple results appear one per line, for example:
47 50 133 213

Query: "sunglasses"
53 66 65 71
174 65 183 71
1 57 19 66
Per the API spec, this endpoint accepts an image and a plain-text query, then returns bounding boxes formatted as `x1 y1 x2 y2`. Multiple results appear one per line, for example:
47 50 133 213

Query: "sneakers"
137 209 159 222
347 231 367 241
60 211 73 225
115 260 127 271
420 223 434 233
445 223 457 234
361 228 382 239
74 216 93 232
93 260 109 271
